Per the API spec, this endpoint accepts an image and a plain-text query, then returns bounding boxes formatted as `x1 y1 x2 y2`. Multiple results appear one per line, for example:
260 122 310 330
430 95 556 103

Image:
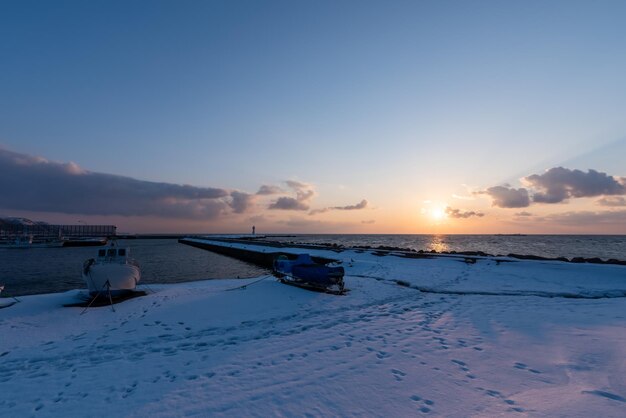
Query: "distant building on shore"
0 217 116 239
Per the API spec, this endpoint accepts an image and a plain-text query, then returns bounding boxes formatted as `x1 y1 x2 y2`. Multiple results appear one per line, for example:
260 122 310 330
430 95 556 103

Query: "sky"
1 0 626 234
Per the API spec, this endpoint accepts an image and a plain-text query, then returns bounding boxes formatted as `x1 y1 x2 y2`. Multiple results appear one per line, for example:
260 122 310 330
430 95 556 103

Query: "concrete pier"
178 238 338 269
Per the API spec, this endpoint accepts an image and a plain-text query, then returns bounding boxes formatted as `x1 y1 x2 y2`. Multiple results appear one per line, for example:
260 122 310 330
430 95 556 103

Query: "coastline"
1 243 625 416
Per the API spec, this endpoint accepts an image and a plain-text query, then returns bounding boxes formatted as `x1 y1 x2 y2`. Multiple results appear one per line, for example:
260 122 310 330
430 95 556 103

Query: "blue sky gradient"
1 1 626 232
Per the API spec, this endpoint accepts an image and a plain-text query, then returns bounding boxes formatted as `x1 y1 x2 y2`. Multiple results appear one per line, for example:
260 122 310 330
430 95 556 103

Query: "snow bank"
1 240 625 417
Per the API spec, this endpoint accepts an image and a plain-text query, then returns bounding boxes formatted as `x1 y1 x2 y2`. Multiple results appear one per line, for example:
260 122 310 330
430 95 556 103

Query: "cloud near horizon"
0 149 371 227
480 186 531 208
481 167 625 208
597 196 626 207
445 206 484 219
310 199 368 215
268 180 315 211
525 167 625 204
229 191 257 213
536 209 626 226
0 148 251 219
256 184 284 195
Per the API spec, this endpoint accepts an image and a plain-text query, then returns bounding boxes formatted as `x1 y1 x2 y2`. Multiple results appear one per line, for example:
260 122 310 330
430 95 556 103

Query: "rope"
80 280 112 315
224 275 274 292
140 282 157 294
106 282 115 313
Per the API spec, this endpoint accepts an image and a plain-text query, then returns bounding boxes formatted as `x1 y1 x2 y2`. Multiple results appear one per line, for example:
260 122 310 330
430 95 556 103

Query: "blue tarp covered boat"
273 254 345 294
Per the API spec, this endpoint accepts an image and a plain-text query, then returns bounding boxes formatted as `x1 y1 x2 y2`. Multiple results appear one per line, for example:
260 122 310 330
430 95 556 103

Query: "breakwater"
180 236 626 266
178 238 338 268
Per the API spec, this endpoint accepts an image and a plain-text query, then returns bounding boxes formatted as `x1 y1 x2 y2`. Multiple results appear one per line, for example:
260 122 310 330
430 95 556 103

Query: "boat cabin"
97 246 129 260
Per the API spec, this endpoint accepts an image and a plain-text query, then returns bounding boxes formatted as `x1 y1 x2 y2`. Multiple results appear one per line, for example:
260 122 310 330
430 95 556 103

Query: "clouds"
1 148 375 230
481 167 625 208
334 199 368 211
229 191 256 213
256 185 284 195
0 148 253 219
525 167 625 204
268 181 315 211
597 196 626 207
310 199 369 215
445 206 484 219
268 197 310 210
481 186 531 208
538 210 626 226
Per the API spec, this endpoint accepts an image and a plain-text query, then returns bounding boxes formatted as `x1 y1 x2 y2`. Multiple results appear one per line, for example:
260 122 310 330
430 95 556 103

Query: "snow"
1 239 625 417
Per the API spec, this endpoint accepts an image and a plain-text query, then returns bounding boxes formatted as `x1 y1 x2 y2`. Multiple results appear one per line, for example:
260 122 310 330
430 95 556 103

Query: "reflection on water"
426 235 449 253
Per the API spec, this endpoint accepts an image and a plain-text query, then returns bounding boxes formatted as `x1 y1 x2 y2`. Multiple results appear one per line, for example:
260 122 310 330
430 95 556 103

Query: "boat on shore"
63 237 107 247
273 254 345 294
82 242 141 296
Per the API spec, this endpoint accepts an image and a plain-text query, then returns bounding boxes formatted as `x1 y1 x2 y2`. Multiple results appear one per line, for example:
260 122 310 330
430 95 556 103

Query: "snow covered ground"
1 240 625 417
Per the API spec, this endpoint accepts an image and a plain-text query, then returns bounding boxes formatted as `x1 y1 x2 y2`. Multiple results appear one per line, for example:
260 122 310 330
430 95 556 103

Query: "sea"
1 235 625 297
265 234 626 260
0 239 266 297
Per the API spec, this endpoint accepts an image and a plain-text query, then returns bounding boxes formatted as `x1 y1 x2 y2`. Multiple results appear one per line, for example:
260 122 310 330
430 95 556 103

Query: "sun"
430 207 447 221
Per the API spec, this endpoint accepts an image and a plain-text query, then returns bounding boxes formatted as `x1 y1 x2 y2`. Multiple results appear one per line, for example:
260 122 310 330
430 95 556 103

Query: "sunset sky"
1 0 626 234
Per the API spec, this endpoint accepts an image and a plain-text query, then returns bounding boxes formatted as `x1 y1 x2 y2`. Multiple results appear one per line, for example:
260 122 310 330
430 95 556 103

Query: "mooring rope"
80 280 113 315
224 274 274 292
140 282 157 294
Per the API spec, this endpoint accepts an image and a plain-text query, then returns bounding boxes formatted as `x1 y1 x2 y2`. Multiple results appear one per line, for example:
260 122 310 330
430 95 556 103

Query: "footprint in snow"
391 369 406 381
485 389 501 398
376 351 391 359
582 390 626 403
514 362 541 374
410 395 434 413
451 359 471 373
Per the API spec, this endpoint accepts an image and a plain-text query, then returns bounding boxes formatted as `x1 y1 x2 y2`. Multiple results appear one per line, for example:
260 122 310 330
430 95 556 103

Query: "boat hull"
0 240 64 249
274 254 345 294
63 238 107 247
83 263 141 296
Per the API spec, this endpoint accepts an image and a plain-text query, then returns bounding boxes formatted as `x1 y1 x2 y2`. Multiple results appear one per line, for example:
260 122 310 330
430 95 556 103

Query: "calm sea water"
266 234 626 260
1 235 625 297
0 239 266 297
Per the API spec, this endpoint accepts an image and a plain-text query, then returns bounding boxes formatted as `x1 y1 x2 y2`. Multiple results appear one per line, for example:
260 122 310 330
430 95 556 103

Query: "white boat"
82 242 141 296
0 235 34 249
